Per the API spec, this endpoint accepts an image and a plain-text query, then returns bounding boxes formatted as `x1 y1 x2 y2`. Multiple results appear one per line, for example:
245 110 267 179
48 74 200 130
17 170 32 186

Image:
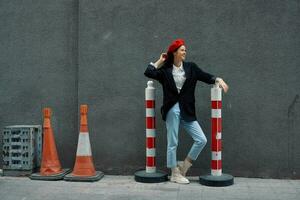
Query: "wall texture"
0 0 79 168
1 0 299 178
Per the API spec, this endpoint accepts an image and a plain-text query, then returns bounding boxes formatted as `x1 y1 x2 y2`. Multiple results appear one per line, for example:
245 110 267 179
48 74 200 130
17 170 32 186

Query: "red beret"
167 39 185 53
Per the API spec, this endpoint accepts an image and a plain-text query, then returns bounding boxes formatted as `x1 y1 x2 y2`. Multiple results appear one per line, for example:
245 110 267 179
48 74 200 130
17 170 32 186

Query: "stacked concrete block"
2 125 42 176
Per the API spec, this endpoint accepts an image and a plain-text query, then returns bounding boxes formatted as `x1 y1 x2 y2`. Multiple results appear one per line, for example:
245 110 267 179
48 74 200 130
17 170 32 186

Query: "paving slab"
0 176 299 200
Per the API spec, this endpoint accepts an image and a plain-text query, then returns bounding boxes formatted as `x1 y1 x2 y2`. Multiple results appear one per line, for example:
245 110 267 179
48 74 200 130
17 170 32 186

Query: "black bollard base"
134 170 168 183
199 173 234 187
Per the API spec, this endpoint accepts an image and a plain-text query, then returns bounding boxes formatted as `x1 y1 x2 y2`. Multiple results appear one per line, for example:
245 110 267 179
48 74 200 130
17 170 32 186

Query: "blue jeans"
166 103 207 168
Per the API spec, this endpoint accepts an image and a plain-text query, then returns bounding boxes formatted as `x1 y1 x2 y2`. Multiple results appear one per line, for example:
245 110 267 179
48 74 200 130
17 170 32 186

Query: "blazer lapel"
180 62 191 94
166 66 178 93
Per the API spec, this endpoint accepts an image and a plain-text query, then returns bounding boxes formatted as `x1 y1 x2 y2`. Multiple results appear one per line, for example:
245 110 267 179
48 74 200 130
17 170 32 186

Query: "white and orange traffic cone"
30 108 70 180
64 105 103 182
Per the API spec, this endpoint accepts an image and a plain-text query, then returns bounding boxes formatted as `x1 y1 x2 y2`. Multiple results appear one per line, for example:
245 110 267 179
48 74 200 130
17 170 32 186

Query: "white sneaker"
170 167 190 184
177 160 192 176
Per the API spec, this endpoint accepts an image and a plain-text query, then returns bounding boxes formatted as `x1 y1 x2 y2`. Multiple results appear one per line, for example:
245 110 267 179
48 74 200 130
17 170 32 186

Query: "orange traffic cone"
30 108 70 180
64 105 103 182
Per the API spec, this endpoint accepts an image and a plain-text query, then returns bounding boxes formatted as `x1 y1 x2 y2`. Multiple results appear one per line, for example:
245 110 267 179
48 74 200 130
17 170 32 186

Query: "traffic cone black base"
30 169 71 181
64 171 104 182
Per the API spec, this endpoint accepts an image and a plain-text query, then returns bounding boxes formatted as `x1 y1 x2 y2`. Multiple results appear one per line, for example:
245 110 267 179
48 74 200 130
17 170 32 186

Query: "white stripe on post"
76 133 92 156
145 93 154 100
211 109 222 118
145 83 155 100
146 148 156 157
146 166 156 173
146 108 155 117
211 169 222 176
211 87 222 101
146 129 156 137
212 151 222 160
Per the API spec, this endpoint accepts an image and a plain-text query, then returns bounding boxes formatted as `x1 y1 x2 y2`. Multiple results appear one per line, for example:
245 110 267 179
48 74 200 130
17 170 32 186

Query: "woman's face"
173 45 186 62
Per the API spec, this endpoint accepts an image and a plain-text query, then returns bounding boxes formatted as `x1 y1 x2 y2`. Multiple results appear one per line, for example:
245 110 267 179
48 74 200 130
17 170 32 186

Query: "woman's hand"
216 78 229 93
154 53 167 68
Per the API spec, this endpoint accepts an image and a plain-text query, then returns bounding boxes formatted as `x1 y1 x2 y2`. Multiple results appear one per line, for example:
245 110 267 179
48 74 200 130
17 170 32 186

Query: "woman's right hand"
154 53 167 68
160 53 167 62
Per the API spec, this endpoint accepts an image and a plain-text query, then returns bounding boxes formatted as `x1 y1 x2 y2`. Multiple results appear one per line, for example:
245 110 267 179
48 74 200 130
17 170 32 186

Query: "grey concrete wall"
1 0 300 178
78 0 300 178
0 0 79 167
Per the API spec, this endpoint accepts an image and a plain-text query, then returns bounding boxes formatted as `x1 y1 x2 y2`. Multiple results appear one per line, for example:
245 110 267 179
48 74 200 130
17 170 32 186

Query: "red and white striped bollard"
211 83 222 176
145 81 156 173
134 81 167 183
199 82 234 186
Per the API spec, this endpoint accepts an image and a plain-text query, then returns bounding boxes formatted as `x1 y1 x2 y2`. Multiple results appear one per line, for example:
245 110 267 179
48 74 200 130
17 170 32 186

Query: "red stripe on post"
146 117 155 129
211 139 222 151
211 160 222 170
146 100 155 108
211 118 222 133
146 156 155 167
211 101 222 109
146 137 155 148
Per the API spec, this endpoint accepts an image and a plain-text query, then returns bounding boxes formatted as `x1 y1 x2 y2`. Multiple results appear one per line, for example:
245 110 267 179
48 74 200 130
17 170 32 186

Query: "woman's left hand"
216 78 229 93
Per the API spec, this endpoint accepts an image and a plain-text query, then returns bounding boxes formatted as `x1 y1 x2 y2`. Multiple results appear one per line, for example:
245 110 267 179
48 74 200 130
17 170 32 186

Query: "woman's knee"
167 141 178 151
168 140 178 147
202 136 207 145
195 135 207 146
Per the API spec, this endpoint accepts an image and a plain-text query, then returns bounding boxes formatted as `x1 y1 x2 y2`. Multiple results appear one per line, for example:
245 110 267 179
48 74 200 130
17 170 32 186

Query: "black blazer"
144 61 216 122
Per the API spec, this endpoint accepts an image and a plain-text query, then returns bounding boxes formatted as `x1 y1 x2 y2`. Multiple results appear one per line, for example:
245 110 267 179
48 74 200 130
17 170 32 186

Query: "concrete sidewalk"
0 175 299 200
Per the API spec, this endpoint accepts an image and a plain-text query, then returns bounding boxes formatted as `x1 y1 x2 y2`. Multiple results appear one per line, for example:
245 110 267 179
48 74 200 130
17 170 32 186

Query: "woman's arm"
144 53 167 81
194 63 216 84
194 63 229 93
153 53 167 68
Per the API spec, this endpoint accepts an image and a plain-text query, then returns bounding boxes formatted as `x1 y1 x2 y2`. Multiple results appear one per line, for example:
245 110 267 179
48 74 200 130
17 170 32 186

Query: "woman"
144 39 229 184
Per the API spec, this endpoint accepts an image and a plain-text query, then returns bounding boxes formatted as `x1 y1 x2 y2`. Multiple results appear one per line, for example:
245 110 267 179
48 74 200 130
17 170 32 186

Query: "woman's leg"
165 103 181 168
166 103 189 184
181 120 207 162
177 120 207 176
